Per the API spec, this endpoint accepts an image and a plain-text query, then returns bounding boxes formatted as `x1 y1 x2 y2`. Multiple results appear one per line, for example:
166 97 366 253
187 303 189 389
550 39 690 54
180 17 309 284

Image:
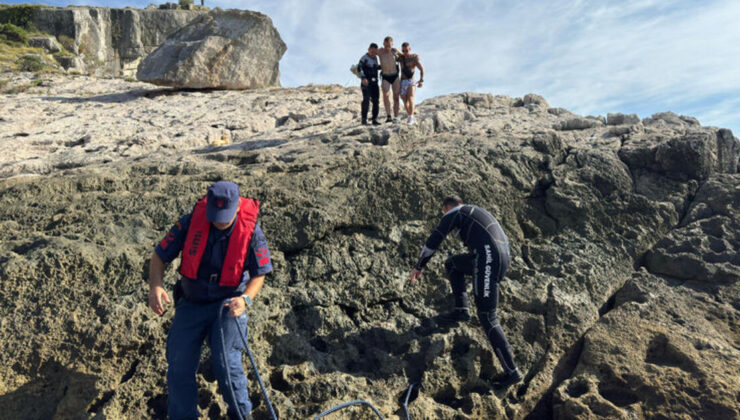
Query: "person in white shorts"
398 42 425 124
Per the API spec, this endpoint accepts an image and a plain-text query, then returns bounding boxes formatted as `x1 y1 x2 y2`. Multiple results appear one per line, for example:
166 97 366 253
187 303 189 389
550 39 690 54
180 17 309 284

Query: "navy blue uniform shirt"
155 213 273 303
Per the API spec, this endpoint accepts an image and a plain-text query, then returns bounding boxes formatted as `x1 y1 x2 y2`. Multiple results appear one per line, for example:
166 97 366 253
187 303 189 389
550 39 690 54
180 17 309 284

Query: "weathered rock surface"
136 9 286 89
553 172 740 420
28 6 204 76
606 112 640 126
0 74 737 419
27 36 62 53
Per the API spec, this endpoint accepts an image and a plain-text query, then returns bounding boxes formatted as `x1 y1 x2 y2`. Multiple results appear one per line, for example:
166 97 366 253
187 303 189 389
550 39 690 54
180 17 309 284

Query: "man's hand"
149 286 171 316
410 268 422 285
225 297 246 318
417 80 423 88
361 78 368 86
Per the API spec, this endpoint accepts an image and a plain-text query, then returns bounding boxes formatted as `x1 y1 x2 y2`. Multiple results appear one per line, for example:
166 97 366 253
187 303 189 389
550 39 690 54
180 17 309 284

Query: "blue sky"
7 0 740 134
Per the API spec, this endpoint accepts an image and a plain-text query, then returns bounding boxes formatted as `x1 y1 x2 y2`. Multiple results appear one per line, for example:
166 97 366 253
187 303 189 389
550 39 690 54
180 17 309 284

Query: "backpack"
350 64 361 79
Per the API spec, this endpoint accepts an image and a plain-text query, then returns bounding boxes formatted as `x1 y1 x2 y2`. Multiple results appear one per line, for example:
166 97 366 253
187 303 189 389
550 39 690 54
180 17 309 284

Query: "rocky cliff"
23 5 204 76
0 74 738 419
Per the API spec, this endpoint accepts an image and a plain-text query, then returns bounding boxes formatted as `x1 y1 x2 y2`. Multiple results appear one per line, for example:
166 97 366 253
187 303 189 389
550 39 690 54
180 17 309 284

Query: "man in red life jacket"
148 181 273 420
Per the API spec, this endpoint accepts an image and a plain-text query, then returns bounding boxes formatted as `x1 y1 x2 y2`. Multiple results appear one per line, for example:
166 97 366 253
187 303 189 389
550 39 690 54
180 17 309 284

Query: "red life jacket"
179 196 260 287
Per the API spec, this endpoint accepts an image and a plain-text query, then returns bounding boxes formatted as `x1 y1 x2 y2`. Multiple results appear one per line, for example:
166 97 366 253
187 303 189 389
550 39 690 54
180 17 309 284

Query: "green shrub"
178 0 194 8
53 50 74 58
0 23 28 44
0 5 43 29
57 34 75 53
17 53 43 72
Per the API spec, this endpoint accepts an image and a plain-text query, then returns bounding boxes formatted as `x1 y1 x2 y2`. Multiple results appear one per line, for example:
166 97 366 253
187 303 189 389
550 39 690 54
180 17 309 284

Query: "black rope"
218 300 278 420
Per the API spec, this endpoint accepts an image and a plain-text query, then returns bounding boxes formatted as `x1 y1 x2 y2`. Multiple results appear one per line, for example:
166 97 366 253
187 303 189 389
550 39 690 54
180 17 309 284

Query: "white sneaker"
407 115 416 124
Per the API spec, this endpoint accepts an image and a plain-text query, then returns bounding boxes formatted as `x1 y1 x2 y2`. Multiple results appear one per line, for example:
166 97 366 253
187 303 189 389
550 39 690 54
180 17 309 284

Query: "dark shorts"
382 73 398 84
166 299 251 418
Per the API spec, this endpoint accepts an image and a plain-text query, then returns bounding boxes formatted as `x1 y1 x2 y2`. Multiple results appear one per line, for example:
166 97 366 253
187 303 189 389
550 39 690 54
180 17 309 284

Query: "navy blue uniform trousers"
167 299 250 419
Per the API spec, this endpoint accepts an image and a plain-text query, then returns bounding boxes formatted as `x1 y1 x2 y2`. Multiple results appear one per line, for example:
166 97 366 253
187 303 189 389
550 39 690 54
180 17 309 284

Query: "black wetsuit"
357 53 380 123
415 204 518 374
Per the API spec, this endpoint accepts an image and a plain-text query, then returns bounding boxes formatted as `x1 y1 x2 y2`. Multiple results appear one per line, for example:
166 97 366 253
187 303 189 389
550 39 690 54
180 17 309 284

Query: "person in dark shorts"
378 36 401 122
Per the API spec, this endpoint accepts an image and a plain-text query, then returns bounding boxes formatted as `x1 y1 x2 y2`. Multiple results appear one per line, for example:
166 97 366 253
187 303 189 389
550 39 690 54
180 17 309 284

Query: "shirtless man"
378 36 401 123
398 42 425 124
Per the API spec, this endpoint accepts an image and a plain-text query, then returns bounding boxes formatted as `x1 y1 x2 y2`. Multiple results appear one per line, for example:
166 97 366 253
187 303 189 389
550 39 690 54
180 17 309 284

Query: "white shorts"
401 79 416 96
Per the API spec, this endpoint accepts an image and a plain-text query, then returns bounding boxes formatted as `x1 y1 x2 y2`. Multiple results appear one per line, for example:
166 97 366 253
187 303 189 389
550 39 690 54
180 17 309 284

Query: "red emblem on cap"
217 199 224 208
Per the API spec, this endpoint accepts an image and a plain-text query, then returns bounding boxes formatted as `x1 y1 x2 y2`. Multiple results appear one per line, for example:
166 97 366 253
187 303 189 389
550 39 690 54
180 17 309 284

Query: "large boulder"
136 9 286 89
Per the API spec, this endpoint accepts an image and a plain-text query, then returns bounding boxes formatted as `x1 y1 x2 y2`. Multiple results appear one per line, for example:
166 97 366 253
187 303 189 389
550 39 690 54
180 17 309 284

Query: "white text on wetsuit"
484 244 492 297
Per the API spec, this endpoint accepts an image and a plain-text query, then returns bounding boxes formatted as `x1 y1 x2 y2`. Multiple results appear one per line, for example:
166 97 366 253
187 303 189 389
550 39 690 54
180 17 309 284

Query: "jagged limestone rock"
0 75 737 419
606 112 640 126
136 9 286 89
555 116 601 131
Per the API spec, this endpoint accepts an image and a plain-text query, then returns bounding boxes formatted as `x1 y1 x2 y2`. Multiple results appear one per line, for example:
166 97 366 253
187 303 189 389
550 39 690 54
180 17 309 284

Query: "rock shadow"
194 139 287 155
645 333 698 373
0 360 101 419
523 336 585 419
41 87 220 104
268 305 486 389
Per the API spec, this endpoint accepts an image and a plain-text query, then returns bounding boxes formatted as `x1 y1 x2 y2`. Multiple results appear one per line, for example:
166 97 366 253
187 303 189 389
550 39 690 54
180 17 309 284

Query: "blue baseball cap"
206 181 240 223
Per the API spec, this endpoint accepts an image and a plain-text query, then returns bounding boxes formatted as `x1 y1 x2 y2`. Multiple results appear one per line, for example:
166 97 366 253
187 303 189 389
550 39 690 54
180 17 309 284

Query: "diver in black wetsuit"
357 43 381 125
410 195 523 389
